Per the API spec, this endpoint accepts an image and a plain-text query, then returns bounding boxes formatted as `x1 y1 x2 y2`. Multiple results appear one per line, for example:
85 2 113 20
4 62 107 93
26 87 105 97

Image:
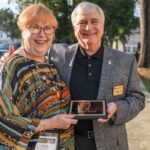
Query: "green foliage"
47 0 77 43
0 9 20 39
8 0 139 44
102 0 139 44
142 78 150 93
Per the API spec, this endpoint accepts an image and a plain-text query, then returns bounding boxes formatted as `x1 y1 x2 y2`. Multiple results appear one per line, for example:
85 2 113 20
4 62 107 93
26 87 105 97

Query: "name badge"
113 85 123 96
35 132 59 150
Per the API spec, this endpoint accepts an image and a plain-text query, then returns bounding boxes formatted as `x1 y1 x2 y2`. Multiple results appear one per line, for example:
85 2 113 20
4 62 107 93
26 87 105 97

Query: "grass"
138 68 150 93
142 78 150 93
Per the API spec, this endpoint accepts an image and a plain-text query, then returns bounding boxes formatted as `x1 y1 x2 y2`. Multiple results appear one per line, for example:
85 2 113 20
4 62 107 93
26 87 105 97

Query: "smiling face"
73 9 104 55
17 4 57 62
22 20 54 61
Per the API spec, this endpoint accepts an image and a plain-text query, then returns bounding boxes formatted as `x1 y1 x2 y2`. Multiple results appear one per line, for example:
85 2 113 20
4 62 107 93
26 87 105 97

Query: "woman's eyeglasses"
27 25 55 35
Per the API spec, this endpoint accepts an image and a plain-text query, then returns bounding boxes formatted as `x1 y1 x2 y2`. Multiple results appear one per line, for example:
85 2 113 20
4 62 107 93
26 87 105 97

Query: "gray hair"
71 2 105 25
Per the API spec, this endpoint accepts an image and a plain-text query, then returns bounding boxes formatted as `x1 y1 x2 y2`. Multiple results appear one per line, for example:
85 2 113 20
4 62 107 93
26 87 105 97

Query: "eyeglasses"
27 25 55 35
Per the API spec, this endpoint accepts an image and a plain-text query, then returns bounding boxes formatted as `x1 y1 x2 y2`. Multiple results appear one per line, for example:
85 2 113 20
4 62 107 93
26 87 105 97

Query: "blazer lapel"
65 43 79 85
97 46 114 102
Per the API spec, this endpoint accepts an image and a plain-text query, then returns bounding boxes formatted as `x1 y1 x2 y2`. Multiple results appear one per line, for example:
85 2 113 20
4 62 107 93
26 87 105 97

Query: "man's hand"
97 102 117 123
0 44 15 66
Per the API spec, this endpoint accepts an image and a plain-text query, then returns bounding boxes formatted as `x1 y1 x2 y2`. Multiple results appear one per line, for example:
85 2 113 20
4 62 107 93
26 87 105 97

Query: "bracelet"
41 119 46 132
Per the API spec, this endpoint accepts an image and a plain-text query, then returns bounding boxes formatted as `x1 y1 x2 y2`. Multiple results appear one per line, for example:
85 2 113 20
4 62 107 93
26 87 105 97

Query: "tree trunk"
138 0 150 68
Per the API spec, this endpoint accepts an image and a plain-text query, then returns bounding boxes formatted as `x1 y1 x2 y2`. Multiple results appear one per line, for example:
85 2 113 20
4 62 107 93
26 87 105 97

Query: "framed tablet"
69 100 107 119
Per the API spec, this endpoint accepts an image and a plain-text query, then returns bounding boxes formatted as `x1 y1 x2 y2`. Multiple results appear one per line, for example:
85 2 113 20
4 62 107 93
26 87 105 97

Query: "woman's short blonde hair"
17 3 58 31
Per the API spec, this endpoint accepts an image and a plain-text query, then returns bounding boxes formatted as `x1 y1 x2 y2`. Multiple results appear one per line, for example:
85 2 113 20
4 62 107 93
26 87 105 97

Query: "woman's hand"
36 114 78 132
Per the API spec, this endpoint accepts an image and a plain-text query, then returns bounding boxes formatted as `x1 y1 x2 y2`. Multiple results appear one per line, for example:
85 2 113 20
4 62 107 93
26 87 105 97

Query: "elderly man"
0 2 145 150
49 2 145 150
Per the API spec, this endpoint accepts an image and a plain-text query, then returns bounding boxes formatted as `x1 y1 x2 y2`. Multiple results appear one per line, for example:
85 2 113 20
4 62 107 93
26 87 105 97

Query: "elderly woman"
0 3 77 150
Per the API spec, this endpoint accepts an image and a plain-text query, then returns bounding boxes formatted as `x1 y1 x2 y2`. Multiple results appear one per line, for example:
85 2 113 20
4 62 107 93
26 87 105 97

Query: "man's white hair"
71 2 105 25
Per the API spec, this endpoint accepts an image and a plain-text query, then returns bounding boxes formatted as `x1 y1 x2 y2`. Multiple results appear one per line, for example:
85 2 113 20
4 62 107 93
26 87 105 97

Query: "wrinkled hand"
48 114 78 129
0 44 14 66
97 102 117 123
37 114 78 132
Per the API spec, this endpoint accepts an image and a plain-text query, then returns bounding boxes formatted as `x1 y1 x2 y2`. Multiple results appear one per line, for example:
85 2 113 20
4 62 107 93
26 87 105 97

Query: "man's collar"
77 44 104 60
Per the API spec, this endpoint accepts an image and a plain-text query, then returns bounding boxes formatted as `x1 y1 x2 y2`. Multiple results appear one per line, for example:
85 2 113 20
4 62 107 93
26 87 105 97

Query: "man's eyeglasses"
27 25 55 35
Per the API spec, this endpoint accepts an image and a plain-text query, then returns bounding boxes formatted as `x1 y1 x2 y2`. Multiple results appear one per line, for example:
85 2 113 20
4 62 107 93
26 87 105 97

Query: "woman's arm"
0 56 77 149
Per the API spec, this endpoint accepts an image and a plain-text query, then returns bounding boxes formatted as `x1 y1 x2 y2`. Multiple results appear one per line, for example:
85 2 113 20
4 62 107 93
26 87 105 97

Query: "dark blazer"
49 43 145 150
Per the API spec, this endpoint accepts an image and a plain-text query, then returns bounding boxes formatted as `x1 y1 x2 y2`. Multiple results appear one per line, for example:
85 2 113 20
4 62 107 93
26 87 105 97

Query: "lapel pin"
108 60 111 65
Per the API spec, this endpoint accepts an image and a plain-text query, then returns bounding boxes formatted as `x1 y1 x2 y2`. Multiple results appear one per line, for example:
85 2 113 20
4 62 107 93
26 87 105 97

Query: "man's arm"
0 45 15 66
98 57 145 124
112 57 145 125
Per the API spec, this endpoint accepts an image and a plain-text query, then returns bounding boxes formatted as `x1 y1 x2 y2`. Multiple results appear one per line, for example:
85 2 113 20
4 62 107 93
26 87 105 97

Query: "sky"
134 3 140 17
0 0 18 14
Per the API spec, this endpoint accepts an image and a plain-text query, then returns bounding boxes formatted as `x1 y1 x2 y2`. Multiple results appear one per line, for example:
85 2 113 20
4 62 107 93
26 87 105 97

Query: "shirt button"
88 64 92 67
88 56 91 59
89 72 92 76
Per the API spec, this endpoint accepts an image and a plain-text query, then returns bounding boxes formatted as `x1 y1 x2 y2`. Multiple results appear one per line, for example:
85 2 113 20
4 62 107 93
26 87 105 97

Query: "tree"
46 0 77 43
0 9 19 39
99 0 139 47
9 0 138 45
138 0 150 68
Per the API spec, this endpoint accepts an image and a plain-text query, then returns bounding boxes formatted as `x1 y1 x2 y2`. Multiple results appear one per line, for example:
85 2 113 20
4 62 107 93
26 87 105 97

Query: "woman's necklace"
23 48 47 63
23 49 49 80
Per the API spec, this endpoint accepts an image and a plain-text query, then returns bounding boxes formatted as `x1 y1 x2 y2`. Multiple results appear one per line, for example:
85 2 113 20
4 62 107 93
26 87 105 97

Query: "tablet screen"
69 100 107 119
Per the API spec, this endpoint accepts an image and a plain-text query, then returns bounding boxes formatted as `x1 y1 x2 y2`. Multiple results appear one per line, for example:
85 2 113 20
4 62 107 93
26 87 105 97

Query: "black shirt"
70 45 104 131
